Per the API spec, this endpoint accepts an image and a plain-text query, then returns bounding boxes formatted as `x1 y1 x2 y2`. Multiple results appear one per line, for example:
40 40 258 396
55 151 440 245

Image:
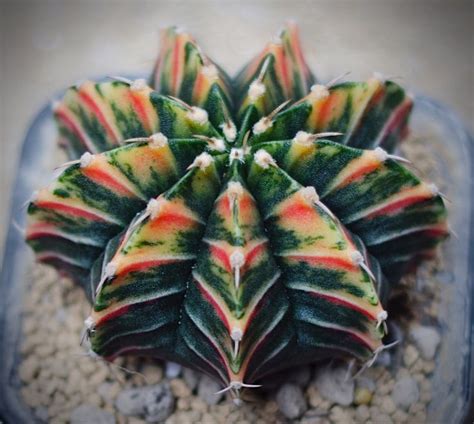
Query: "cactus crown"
26 23 448 400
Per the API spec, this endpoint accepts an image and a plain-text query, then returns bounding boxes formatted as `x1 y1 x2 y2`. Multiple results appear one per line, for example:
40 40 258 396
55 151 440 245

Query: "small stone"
98 382 121 403
314 365 354 406
403 345 419 368
276 383 307 419
354 387 372 405
392 377 419 410
19 357 39 382
165 362 182 378
381 397 396 414
330 406 352 423
355 404 370 422
143 384 175 423
70 405 115 424
182 368 200 391
392 409 408 423
115 387 148 416
372 413 393 424
306 385 323 408
374 351 392 367
197 375 223 405
409 325 441 360
170 378 191 398
142 364 163 385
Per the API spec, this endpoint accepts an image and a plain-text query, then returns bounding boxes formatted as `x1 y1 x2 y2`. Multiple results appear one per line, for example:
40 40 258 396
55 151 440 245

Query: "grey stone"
314 365 354 406
165 361 182 378
115 387 148 416
276 383 307 419
70 405 115 424
144 383 175 423
409 325 441 360
182 368 201 391
197 375 224 405
392 377 420 409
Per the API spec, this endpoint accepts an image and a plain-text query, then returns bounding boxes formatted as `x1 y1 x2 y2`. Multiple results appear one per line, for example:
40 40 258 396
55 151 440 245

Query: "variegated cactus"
25 24 448 401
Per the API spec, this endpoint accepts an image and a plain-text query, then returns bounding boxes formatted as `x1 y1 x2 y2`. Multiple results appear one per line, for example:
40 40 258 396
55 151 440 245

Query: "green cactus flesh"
26 23 448 397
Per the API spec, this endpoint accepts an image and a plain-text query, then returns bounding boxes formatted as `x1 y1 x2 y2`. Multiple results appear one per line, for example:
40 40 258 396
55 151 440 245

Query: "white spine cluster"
350 250 376 281
80 152 94 168
252 117 272 135
230 250 245 290
293 130 313 146
230 326 244 358
229 148 244 164
188 152 214 170
146 198 162 220
149 132 168 148
310 84 330 99
254 149 276 169
208 137 226 152
248 80 266 102
187 107 209 125
227 181 244 198
130 78 148 92
221 121 237 142
300 186 319 204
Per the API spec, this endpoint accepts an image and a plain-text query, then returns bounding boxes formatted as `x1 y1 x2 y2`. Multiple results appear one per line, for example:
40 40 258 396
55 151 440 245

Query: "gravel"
392 377 420 410
143 384 174 422
276 383 307 419
70 405 115 424
314 365 355 406
410 325 441 360
197 375 224 405
17 137 445 424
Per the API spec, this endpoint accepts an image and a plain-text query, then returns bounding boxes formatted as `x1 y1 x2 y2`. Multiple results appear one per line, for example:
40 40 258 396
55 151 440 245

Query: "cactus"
25 23 448 401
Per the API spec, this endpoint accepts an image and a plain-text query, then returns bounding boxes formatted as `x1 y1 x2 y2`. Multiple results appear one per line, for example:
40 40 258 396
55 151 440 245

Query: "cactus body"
26 24 448 398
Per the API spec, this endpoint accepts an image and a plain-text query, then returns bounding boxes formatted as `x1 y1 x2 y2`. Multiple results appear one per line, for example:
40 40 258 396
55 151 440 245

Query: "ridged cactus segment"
25 23 449 397
89 156 224 359
176 167 293 384
247 157 384 359
152 27 233 131
55 80 221 158
252 139 448 279
235 23 314 125
26 138 208 290
249 78 413 152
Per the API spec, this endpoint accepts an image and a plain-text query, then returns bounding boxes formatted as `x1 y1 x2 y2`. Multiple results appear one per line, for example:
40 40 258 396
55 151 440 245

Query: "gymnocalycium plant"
25 24 448 401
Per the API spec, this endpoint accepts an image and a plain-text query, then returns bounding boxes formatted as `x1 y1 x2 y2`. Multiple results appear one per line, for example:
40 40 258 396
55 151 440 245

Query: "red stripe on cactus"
309 291 377 320
209 244 232 273
116 258 179 276
128 91 153 134
148 212 200 229
54 107 96 152
286 254 357 272
35 201 108 222
336 162 381 188
78 90 119 143
365 193 433 219
375 98 413 146
195 276 231 331
172 35 183 95
279 201 315 221
244 241 268 270
82 167 137 197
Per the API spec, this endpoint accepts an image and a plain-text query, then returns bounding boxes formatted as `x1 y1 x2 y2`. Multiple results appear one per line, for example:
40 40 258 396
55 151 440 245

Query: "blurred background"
0 0 472 257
